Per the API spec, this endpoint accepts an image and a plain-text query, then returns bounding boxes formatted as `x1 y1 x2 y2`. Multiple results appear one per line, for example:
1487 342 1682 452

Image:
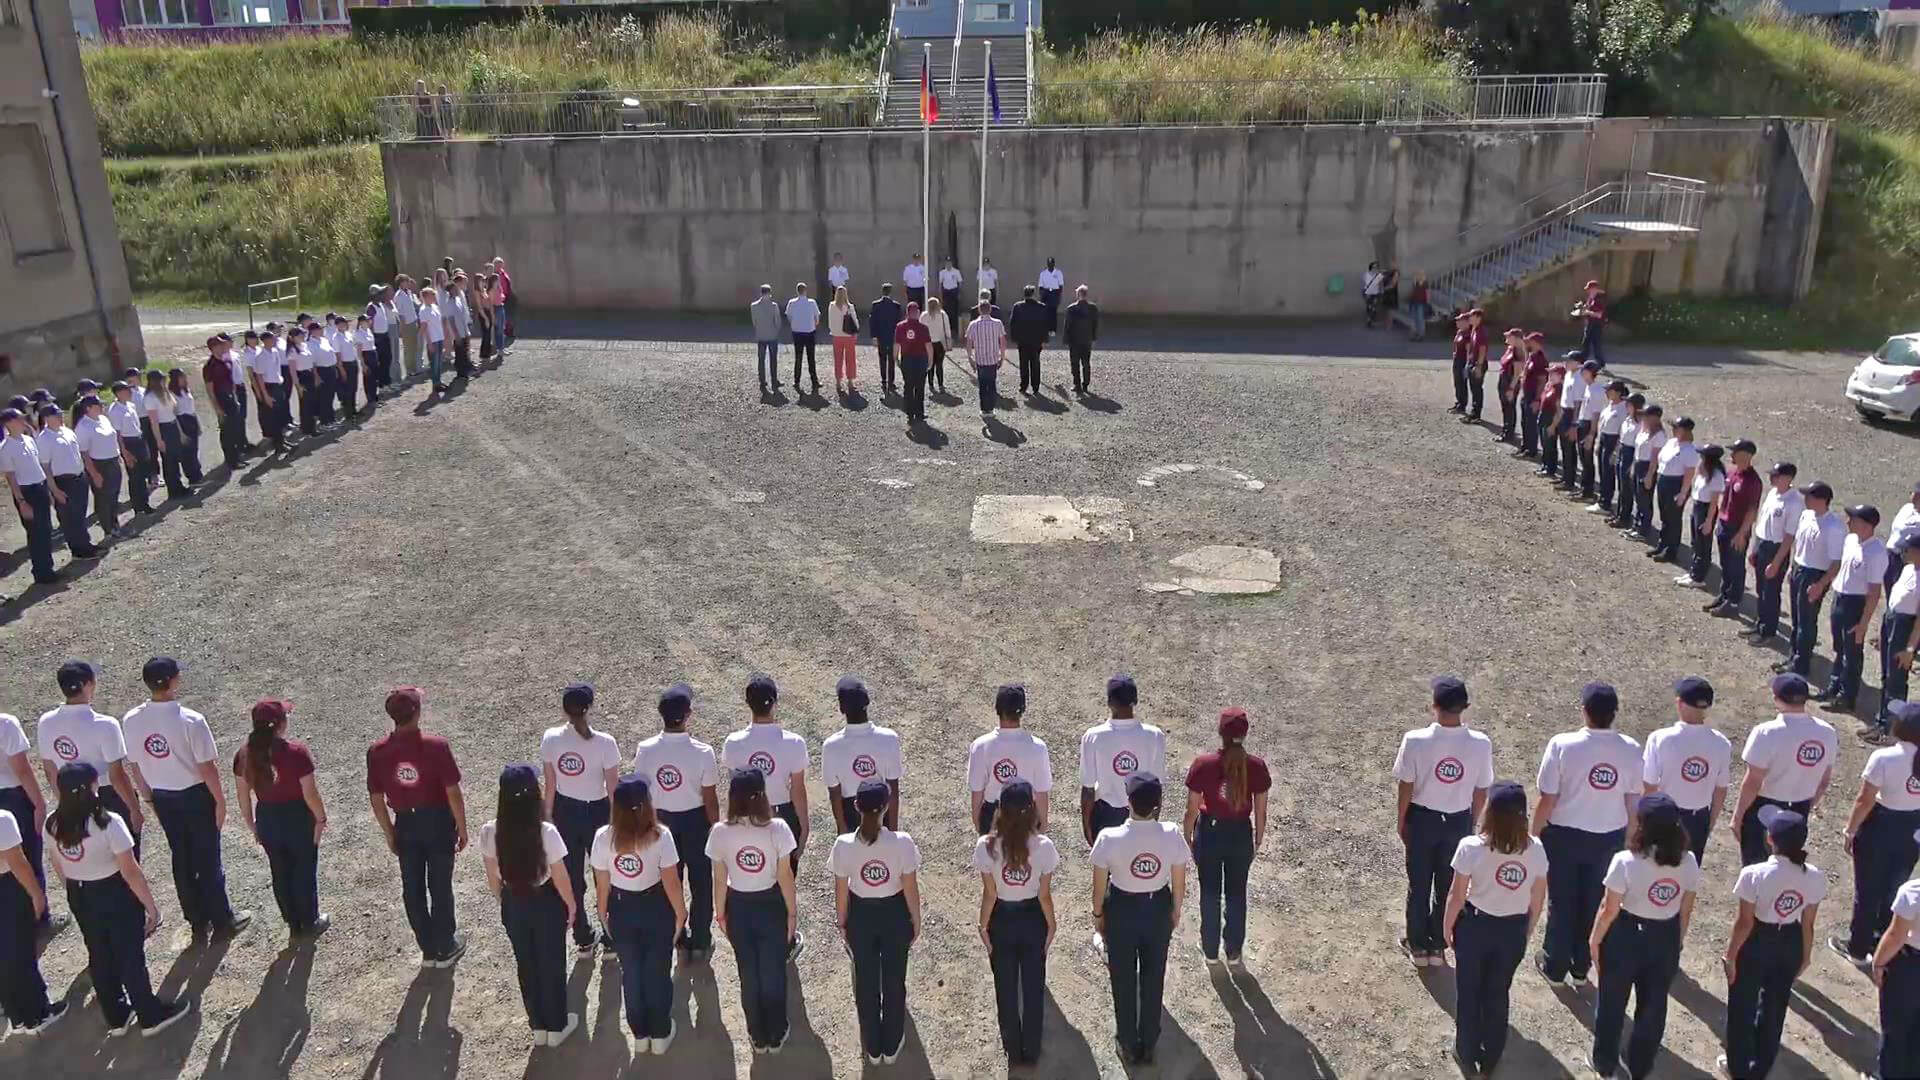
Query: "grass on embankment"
85 12 878 157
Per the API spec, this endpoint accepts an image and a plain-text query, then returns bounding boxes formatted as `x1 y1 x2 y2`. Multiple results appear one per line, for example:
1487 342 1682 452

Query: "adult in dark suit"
869 286 904 395
1062 286 1100 394
1008 286 1053 396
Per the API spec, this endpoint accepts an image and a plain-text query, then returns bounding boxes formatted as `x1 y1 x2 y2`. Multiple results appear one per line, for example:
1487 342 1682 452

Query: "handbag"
842 311 858 335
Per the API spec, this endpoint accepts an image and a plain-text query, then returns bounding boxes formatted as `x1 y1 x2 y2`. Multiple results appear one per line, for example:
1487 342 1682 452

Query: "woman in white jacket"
829 287 860 396
922 298 951 395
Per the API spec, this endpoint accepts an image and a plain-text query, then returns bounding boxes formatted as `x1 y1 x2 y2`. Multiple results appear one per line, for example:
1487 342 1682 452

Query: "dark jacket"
1008 299 1052 348
869 297 903 346
1063 300 1100 348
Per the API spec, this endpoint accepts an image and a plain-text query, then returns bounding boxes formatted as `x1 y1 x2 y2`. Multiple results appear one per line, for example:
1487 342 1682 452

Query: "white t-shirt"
1641 722 1733 812
1791 509 1848 570
1890 879 1920 951
1604 849 1700 920
49 811 135 882
394 290 419 324
419 305 446 343
1734 855 1826 924
1835 535 1889 596
1559 376 1587 412
0 714 28 789
827 264 850 289
1863 742 1920 811
939 266 963 291
721 724 810 806
1536 728 1644 832
73 415 119 461
631 731 719 814
0 434 47 486
589 823 680 892
1635 427 1668 463
977 266 999 291
785 297 820 334
902 263 927 289
1742 713 1837 803
1392 723 1495 814
1578 381 1607 421
829 828 920 898
368 303 390 334
353 327 376 351
1891 564 1920 616
1657 440 1699 478
540 725 622 803
249 346 284 384
479 820 568 886
35 426 84 477
820 723 904 795
36 705 128 775
1078 718 1168 809
120 701 218 793
1690 469 1726 505
1753 487 1806 545
1089 818 1192 894
287 344 316 374
0 809 18 869
106 399 142 437
1038 268 1064 290
173 389 196 417
1450 835 1549 918
706 818 796 893
968 728 1052 801
1597 400 1629 437
972 832 1060 902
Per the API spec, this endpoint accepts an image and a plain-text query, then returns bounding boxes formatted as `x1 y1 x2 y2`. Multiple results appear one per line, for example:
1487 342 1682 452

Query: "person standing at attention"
1362 261 1385 327
200 335 248 471
750 285 785 392
366 285 394 397
938 257 964 338
1720 806 1824 1080
592 774 685 1055
1183 706 1270 966
1449 313 1473 419
1 408 59 585
1836 703 1920 967
897 301 933 425
481 764 578 1048
234 698 329 938
1678 443 1726 587
633 683 719 960
1578 280 1609 368
1543 352 1586 485
1732 674 1836 866
541 683 621 955
1818 504 1888 713
1442 780 1547 1080
38 661 143 853
246 331 290 455
1037 258 1065 331
869 284 903 396
1063 286 1100 395
1607 393 1648 529
1629 405 1669 542
1867 824 1920 1080
902 252 928 308
36 404 99 560
121 657 251 938
1493 327 1523 445
1586 793 1698 1080
968 684 1052 837
964 299 1007 422
920 297 950 397
822 676 902 837
1877 538 1920 741
1517 332 1550 460
0 795 63 1035
978 258 1000 308
974 778 1057 1067
721 674 810 959
490 256 514 353
1533 682 1643 986
392 275 421 382
786 283 821 395
1462 309 1490 423
1009 286 1052 397
708 768 799 1054
1648 417 1699 565
827 252 850 298
1572 360 1606 497
73 395 125 539
831 778 922 1066
1777 481 1846 679
0 709 54 937
1588 379 1630 515
1090 774 1191 1066
1707 440 1764 618
417 286 448 395
1080 674 1165 954
1743 463 1804 646
829 286 861 396
1393 676 1494 967
367 687 469 968
1641 676 1731 863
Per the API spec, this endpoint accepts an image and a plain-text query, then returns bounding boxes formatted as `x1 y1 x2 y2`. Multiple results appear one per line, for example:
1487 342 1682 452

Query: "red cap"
1504 326 1525 337
385 687 423 723
251 699 292 726
1585 280 1601 290
1218 707 1250 740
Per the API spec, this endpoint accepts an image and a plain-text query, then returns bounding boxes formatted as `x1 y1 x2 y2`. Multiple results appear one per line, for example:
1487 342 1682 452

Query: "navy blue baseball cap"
1771 673 1810 704
1730 439 1757 456
995 683 1026 716
142 656 180 689
998 779 1035 810
728 767 767 800
836 675 870 714
499 763 540 796
1674 676 1714 708
1432 675 1470 711
1125 772 1161 812
1637 791 1681 826
613 773 651 809
1757 804 1807 846
745 674 778 712
1581 681 1619 720
562 682 594 713
56 660 96 695
1486 780 1527 814
658 682 693 722
1107 674 1138 707
854 779 890 812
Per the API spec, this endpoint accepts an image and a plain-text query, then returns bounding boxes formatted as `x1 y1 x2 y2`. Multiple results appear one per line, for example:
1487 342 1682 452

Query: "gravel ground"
0 310 1914 1079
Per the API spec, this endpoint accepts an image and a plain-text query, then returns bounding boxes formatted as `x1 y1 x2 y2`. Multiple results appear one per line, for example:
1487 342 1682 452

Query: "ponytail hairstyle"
851 778 888 846
561 682 594 739
726 767 772 826
1216 707 1253 813
1481 781 1530 856
494 765 549 895
610 776 660 855
246 699 292 790
988 797 1035 872
1699 444 1726 482
1629 805 1688 868
1892 708 1920 783
858 803 883 845
1771 831 1809 868
48 763 110 847
144 369 174 411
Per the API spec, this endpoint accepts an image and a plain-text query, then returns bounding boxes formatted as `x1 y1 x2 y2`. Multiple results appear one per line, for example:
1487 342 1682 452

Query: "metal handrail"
876 1 899 126
1401 178 1589 284
1027 72 1607 127
950 0 964 99
1024 0 1036 125
246 276 298 331
373 85 883 139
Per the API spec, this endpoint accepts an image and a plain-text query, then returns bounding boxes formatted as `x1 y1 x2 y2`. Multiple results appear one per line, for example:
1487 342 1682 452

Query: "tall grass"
107 145 390 303
85 12 878 157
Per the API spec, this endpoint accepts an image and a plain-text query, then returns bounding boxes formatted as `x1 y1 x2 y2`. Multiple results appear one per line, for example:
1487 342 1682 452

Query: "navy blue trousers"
394 805 457 959
1540 824 1624 979
500 882 569 1032
151 784 235 931
256 798 320 931
1404 804 1472 954
1884 612 1917 728
848 892 912 1059
68 875 166 1029
659 806 713 950
1788 565 1827 676
1726 922 1801 1080
1848 805 1920 958
1592 912 1681 1079
0 875 52 1027
1827 592 1869 704
1195 814 1254 959
989 898 1047 1062
1751 540 1785 636
726 886 790 1048
609 884 675 1039
1453 904 1528 1073
1880 947 1920 1080
551 794 607 946
1104 886 1172 1055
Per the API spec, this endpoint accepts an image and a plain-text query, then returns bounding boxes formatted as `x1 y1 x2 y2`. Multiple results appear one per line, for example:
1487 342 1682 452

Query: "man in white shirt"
827 253 850 295
902 253 928 307
977 259 1000 307
1547 354 1589 492
967 685 1052 836
1 407 59 584
785 283 822 394
1733 674 1836 865
1079 675 1167 847
1642 676 1731 862
721 675 809 960
820 676 902 834
1391 676 1493 966
1606 392 1647 527
1877 538 1920 739
392 276 421 379
1818 505 1889 711
1532 682 1643 984
633 683 720 957
1037 258 1066 329
1777 481 1846 678
1744 462 1805 645
938 259 965 338
1589 380 1630 516
1571 360 1606 499
38 661 145 846
1651 415 1700 563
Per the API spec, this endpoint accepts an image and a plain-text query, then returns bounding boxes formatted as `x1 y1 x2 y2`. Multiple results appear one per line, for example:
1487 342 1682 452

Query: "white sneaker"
649 1019 676 1055
867 1053 885 1066
883 1044 901 1065
1673 574 1697 586
549 1012 579 1047
531 1029 549 1048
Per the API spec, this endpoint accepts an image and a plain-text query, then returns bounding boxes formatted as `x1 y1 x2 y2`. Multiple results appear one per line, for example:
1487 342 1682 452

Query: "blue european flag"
987 53 1002 124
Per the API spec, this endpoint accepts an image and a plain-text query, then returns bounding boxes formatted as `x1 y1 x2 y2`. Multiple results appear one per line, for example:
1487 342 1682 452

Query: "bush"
1041 0 1407 42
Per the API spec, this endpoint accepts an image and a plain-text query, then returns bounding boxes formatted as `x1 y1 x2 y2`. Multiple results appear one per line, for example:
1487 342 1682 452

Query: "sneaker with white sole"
437 931 469 969
882 1043 902 1065
649 1019 676 1056
20 1000 70 1035
1399 936 1428 967
548 1012 580 1047
867 1053 885 1066
531 1029 549 1048
1827 934 1870 968
1225 952 1245 968
141 999 192 1037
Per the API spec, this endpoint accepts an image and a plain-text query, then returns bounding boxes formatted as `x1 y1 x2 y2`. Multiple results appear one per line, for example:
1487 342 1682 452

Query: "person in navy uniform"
973 778 1059 1067
539 682 622 955
1393 676 1494 968
707 767 799 1054
868 284 903 395
831 779 923 1066
1869 839 1920 1080
1586 793 1699 1080
1183 706 1270 965
1732 674 1836 867
968 684 1052 837
1836 703 1920 966
1089 773 1192 1066
1441 779 1547 1080
1817 504 1888 712
1720 805 1825 1080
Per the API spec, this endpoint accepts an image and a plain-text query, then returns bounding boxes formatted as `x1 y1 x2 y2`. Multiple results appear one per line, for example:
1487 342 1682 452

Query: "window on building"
121 0 196 26
214 0 287 24
900 0 930 8
301 0 347 22
1889 24 1919 67
974 2 1014 21
0 125 70 260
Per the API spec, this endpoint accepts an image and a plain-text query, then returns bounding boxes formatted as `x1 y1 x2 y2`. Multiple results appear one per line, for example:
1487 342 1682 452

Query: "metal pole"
923 44 932 283
978 42 991 291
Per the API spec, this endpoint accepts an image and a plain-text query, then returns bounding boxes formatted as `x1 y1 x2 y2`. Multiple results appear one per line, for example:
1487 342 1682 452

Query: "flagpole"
922 43 932 289
977 41 991 294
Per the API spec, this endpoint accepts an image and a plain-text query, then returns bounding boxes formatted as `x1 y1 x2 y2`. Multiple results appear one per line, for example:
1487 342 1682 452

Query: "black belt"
1464 903 1526 921
1752 920 1799 935
995 897 1042 911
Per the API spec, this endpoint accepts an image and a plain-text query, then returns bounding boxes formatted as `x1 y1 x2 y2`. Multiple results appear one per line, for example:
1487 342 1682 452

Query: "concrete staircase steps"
882 36 1029 126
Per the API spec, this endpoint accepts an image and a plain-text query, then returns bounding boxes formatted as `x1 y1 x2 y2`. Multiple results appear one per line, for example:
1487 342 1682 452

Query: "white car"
1846 333 1920 423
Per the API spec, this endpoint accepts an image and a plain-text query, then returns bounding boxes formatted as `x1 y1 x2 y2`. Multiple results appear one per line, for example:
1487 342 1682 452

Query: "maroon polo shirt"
1521 350 1548 397
1184 751 1273 821
1467 325 1488 363
1498 345 1520 377
234 737 316 804
1721 465 1764 527
1452 328 1470 361
203 354 237 397
897 318 932 359
366 726 461 811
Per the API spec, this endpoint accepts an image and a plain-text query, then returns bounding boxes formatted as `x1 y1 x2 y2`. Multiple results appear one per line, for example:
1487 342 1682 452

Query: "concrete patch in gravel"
1143 544 1285 595
868 477 916 489
969 495 1134 544
1136 462 1267 491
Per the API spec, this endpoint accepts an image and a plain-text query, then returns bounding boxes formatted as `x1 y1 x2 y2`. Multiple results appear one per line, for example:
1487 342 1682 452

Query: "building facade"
892 0 1039 39
2 0 144 396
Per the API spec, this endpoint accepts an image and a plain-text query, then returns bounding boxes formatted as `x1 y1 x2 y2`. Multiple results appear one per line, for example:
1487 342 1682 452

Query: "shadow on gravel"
928 387 963 408
983 417 1026 448
1208 966 1335 1078
202 942 315 1077
748 967 829 1079
873 1014 934 1077
1415 964 1563 1078
759 388 789 407
1039 990 1100 1077
681 963 736 1075
796 388 830 413
1021 391 1068 416
1789 982 1880 1076
841 389 871 413
906 421 950 450
359 968 461 1080
1077 392 1123 415
1668 970 1819 1079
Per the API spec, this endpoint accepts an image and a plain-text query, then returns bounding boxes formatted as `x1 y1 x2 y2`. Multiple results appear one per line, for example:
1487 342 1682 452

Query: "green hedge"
1042 0 1408 41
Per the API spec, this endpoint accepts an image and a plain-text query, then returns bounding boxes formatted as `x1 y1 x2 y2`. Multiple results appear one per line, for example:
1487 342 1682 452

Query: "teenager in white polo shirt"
1721 805 1825 1080
973 779 1058 1067
1587 793 1699 1080
632 682 719 959
708 768 798 1054
1870 849 1920 1080
1779 481 1846 678
721 675 809 958
1878 538 1920 740
821 676 903 835
0 711 54 933
902 253 928 307
1650 416 1700 564
591 774 685 1056
2 406 59 584
1080 675 1167 847
540 683 622 954
1819 504 1889 712
1393 675 1493 967
1744 462 1804 646
1532 682 1642 985
1089 774 1191 1067
121 657 250 938
0 802 63 1034
1442 780 1547 1079
479 764 577 1048
1734 673 1837 866
38 661 144 852
392 275 421 379
1837 703 1920 965
969 685 1052 836
1642 675 1732 863
831 779 922 1066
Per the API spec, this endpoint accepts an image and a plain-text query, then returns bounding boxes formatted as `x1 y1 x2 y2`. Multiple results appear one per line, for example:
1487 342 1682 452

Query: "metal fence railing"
246 276 298 330
373 73 1607 141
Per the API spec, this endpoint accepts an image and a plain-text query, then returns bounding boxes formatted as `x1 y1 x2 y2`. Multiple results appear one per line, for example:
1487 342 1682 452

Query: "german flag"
920 54 939 125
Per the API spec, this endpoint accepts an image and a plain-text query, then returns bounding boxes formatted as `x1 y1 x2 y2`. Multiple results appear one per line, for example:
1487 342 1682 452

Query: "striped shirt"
966 315 1006 368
